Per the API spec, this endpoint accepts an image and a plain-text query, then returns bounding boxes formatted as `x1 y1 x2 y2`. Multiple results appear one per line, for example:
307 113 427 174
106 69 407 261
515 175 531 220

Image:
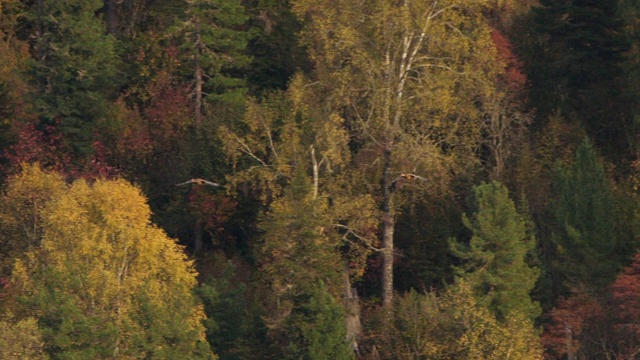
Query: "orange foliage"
542 289 606 359
490 29 527 93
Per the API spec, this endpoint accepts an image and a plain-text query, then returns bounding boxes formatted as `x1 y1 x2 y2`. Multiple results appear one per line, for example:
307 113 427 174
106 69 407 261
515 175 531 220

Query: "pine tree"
530 0 631 156
284 281 354 360
451 181 540 321
26 0 121 154
552 138 628 291
178 0 251 129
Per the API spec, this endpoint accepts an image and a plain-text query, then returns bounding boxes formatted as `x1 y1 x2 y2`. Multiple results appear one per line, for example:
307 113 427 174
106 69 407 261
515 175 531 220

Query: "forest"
1 0 640 359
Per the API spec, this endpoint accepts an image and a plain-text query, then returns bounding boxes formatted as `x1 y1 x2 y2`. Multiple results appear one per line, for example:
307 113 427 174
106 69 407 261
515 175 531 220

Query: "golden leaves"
4 165 210 357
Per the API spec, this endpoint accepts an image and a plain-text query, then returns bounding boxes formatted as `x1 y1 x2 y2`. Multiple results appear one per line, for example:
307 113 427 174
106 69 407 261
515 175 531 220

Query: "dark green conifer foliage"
530 0 631 155
179 0 251 120
284 282 354 360
451 181 540 321
197 258 274 360
552 139 627 291
27 0 121 154
245 0 310 93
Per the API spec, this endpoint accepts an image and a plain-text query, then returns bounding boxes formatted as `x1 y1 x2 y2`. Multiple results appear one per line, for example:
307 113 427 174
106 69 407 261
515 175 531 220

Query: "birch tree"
291 0 499 308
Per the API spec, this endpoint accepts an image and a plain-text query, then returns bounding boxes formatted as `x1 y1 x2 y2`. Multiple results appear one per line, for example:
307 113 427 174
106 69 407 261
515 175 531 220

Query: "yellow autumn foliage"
7 165 214 359
0 164 66 274
390 281 543 360
0 316 48 360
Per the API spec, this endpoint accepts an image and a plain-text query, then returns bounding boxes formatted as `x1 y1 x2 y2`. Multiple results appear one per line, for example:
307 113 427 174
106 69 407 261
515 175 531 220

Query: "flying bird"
400 173 428 182
175 178 221 187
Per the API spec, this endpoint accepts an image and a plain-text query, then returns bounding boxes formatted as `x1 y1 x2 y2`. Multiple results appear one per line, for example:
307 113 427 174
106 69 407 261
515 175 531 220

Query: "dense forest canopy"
1 0 640 358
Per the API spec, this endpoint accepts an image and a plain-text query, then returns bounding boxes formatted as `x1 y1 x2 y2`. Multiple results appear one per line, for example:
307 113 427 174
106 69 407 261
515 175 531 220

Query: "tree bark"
194 14 203 132
381 148 395 309
343 264 362 357
194 221 203 254
193 8 204 254
106 0 119 36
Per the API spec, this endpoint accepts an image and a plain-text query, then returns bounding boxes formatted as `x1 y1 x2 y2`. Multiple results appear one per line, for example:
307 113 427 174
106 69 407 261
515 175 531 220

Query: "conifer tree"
451 181 540 321
530 0 631 155
283 281 354 360
26 0 121 154
178 0 251 129
552 139 629 291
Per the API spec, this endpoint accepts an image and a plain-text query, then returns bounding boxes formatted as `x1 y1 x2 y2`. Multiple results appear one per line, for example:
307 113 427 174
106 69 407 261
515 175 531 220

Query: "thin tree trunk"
381 148 395 310
193 9 204 254
343 264 362 357
194 15 203 131
194 221 203 254
106 0 119 36
310 145 319 199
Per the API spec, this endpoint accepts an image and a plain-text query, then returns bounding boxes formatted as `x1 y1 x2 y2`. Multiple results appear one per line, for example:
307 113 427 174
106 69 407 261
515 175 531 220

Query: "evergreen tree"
552 138 629 291
530 0 631 156
244 0 309 93
177 0 251 129
451 181 540 321
26 0 121 154
197 256 273 360
284 281 354 360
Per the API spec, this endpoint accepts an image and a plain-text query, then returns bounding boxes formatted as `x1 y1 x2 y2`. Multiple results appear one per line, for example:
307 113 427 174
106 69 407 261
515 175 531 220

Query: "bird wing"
175 179 195 186
175 178 220 187
201 179 220 187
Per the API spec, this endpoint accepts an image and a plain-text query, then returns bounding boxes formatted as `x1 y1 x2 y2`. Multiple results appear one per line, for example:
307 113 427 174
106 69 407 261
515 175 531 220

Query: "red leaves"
3 120 120 180
542 289 606 359
144 84 192 141
82 140 119 180
3 120 72 175
541 254 640 359
610 254 640 357
490 29 527 92
189 187 237 235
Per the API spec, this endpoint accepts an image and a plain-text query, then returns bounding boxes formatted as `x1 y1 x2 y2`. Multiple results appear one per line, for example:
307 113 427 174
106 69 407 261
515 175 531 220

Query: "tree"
0 164 66 276
177 0 251 130
481 29 531 180
530 0 631 157
197 255 274 360
291 0 502 308
451 181 540 321
0 316 48 360
221 81 376 353
388 281 543 359
552 139 629 291
0 0 30 168
26 0 121 154
283 281 354 360
244 0 310 92
541 289 610 360
610 252 640 358
8 169 214 359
